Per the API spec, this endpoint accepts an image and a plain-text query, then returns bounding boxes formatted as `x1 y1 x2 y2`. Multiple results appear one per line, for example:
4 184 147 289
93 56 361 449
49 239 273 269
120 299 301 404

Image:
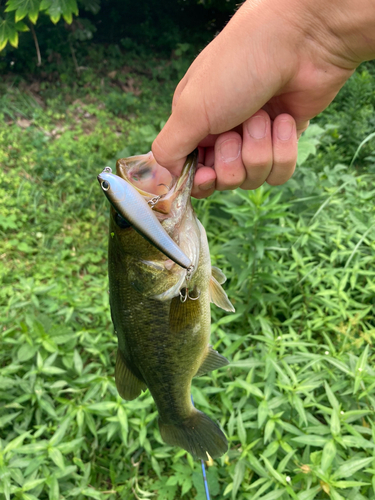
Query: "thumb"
152 79 210 175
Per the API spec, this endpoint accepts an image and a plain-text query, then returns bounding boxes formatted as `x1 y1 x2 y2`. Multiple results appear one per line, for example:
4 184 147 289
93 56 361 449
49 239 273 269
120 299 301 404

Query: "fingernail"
247 115 267 139
199 180 215 191
219 139 241 162
277 120 293 141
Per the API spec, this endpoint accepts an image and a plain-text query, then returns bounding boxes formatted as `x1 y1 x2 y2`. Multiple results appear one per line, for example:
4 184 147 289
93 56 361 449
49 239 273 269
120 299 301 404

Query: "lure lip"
97 168 193 270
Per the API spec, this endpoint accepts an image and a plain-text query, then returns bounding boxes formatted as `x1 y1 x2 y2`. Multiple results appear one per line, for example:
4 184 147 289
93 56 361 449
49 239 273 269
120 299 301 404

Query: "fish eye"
114 212 132 229
101 180 110 191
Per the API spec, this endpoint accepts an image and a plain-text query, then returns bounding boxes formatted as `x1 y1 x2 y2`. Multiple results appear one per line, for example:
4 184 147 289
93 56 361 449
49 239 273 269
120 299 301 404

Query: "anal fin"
195 345 229 377
209 275 235 312
115 350 147 400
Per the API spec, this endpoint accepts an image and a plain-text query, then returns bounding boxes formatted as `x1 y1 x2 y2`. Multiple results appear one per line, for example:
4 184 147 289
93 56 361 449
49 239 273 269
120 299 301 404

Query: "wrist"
291 0 375 67
239 0 375 69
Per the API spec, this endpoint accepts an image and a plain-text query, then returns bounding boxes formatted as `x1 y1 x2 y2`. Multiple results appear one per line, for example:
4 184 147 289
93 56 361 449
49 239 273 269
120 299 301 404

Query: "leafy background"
1 2 375 499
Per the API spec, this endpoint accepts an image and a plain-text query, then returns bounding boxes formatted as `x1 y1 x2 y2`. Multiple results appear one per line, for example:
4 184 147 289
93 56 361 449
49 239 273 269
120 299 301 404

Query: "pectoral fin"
211 266 227 284
209 276 235 312
115 350 147 400
195 345 229 377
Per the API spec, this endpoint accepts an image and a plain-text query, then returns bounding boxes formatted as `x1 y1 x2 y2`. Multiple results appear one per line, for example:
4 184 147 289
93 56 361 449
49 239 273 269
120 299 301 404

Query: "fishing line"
191 395 211 500
201 459 211 500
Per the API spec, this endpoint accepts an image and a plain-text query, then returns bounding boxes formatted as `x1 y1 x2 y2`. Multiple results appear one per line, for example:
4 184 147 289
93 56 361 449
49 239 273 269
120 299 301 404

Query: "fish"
98 150 235 460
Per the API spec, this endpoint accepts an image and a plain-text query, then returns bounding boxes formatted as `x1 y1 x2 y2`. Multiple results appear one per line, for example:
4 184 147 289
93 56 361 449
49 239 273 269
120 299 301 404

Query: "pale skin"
152 0 375 198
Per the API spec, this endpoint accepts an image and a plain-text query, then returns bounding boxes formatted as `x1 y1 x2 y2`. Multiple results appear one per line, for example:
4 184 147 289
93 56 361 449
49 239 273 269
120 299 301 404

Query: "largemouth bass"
98 150 234 459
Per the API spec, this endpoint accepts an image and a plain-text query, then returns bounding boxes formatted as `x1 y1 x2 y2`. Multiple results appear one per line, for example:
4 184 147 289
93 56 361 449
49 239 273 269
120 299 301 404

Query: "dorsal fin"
209 276 235 312
195 345 229 377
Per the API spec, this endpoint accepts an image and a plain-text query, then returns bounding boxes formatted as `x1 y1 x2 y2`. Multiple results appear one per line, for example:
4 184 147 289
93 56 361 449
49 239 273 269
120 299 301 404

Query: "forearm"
305 0 375 64
237 0 375 68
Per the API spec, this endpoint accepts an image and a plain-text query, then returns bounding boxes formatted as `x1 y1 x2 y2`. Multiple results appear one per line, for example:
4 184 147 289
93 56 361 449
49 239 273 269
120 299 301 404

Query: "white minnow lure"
97 169 192 270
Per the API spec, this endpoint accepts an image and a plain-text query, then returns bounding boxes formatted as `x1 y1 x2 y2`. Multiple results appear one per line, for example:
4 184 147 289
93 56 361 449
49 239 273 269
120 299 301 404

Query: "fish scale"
110 247 208 423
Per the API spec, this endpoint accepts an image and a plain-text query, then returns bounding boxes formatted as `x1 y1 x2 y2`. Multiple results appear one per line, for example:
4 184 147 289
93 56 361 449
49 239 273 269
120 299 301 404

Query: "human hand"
152 0 375 198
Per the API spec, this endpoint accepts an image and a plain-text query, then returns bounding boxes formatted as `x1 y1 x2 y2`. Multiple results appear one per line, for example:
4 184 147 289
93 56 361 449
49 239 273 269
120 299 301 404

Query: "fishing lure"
98 167 192 270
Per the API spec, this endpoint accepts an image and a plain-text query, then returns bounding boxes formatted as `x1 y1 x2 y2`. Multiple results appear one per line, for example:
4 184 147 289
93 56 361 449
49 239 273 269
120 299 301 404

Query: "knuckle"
267 164 296 186
242 151 273 171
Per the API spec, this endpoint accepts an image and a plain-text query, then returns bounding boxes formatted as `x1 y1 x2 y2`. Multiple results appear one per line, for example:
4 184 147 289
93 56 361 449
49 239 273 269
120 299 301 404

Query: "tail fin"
159 409 227 459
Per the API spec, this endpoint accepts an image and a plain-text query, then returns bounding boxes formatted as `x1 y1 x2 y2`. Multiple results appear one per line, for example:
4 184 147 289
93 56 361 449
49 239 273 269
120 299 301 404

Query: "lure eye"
101 180 110 191
114 212 132 229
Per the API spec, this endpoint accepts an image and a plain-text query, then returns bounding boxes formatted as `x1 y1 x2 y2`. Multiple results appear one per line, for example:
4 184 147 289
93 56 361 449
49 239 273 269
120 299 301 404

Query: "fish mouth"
116 150 198 215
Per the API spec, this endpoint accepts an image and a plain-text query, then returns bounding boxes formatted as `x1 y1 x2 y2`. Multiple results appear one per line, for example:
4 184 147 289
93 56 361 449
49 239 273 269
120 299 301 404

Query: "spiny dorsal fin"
209 276 235 312
115 350 147 401
195 345 229 377
211 266 227 284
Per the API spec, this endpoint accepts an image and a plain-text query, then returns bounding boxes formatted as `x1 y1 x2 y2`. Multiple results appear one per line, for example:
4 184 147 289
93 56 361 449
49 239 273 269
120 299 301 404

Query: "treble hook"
157 182 172 193
179 265 199 303
188 288 201 301
148 183 171 208
148 195 161 209
180 288 188 303
179 286 200 303
185 265 194 282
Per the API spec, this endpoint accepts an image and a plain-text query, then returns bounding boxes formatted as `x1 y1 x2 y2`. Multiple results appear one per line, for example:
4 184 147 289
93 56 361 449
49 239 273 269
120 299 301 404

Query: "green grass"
0 48 375 500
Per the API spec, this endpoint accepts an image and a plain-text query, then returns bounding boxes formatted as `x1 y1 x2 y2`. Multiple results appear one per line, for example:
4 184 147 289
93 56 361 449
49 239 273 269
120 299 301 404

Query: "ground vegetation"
1 20 375 500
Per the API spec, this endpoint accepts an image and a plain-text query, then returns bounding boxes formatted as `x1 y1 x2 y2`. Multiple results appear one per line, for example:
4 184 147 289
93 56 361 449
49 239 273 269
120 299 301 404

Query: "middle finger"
240 110 273 190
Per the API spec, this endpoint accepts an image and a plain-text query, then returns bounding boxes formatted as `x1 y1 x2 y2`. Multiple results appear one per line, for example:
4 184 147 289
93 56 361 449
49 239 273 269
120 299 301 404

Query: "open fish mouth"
117 151 173 197
98 151 198 269
116 150 197 215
